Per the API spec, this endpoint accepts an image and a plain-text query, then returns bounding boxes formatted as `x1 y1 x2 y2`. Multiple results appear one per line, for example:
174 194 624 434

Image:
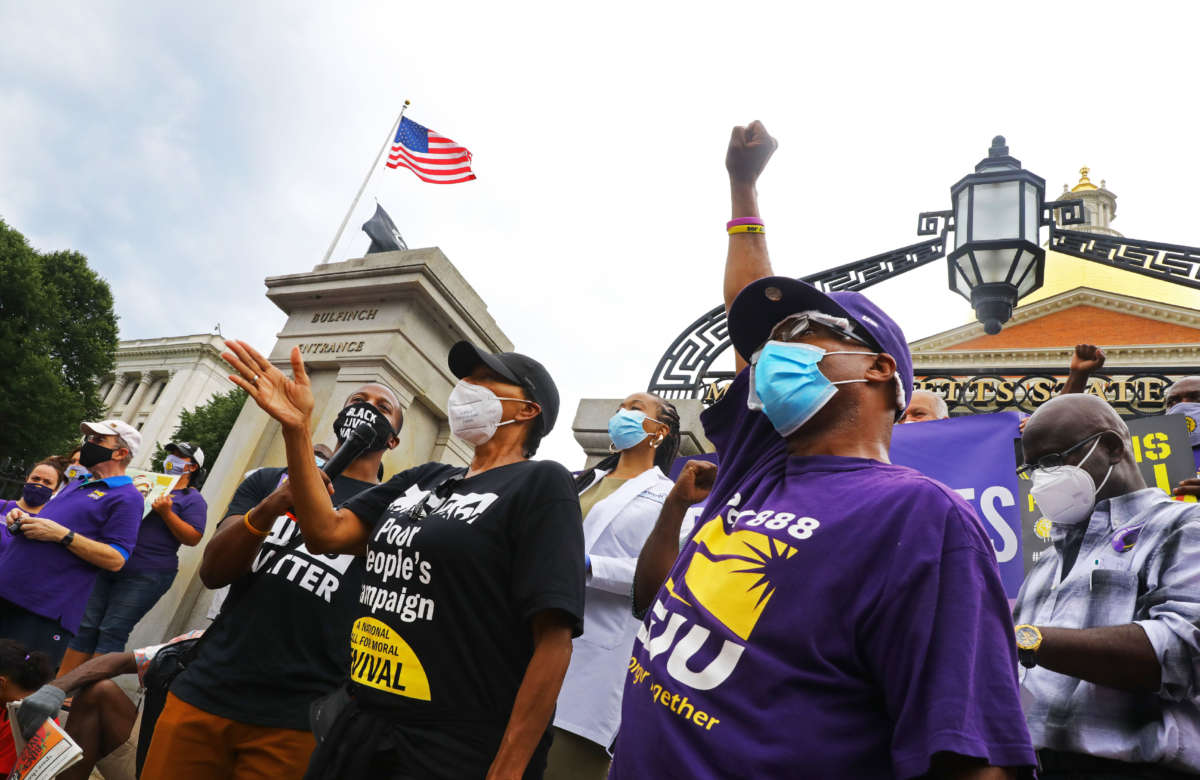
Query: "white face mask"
447 380 527 446
1029 437 1113 526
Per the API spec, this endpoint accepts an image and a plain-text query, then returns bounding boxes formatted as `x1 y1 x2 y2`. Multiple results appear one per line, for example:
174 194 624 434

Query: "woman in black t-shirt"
222 338 586 780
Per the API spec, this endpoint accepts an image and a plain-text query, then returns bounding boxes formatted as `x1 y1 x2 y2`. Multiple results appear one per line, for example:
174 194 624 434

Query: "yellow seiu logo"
87 490 106 499
682 517 798 641
635 517 806 691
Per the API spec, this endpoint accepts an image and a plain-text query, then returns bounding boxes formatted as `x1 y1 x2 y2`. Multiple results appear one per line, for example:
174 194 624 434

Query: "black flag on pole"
362 203 408 254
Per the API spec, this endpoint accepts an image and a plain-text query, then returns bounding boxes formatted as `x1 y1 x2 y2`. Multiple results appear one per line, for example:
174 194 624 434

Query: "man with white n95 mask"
1014 394 1200 778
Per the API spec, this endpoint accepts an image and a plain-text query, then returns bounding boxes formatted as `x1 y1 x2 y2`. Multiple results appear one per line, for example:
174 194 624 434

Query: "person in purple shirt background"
0 460 66 554
58 441 208 678
1163 377 1200 479
0 420 145 667
617 121 1034 779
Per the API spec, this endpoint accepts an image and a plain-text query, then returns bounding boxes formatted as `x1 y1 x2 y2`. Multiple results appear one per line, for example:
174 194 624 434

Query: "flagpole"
320 100 410 265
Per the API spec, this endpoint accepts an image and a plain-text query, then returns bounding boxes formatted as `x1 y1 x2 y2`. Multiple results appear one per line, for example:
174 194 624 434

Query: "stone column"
133 370 182 467
121 372 155 424
102 373 129 414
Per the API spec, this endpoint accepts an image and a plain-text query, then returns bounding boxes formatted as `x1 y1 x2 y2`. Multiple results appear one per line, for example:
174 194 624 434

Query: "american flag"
386 116 476 184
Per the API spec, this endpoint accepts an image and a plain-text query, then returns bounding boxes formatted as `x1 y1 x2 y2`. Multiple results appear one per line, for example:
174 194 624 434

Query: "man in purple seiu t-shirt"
616 122 1035 779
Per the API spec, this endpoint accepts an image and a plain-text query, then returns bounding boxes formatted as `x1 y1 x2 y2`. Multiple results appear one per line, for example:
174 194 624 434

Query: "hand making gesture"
222 341 315 432
726 120 778 186
667 459 717 509
1070 343 1107 374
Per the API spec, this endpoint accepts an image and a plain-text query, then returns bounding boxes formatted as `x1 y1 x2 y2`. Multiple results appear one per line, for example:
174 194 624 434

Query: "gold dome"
1070 166 1098 192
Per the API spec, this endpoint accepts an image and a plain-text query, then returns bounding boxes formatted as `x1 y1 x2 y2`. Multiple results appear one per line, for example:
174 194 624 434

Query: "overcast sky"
4 2 1200 467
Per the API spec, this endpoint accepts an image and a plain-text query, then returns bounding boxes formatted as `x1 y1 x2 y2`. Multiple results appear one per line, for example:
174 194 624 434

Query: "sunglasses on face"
1016 431 1108 478
768 314 870 346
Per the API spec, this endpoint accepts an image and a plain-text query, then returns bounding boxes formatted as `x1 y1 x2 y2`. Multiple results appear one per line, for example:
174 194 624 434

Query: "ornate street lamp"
648 136 1200 403
947 136 1046 334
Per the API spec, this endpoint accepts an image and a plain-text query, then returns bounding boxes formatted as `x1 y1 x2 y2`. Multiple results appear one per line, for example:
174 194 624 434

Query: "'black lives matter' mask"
334 401 396 452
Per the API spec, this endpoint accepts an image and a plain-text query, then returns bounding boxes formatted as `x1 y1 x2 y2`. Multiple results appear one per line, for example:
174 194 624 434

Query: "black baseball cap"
165 441 205 468
448 341 560 435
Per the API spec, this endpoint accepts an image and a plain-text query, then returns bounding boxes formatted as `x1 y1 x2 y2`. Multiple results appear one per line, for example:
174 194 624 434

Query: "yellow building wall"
1022 249 1200 310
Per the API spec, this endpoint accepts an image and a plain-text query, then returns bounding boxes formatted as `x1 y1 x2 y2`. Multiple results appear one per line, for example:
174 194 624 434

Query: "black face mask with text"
79 440 120 468
333 401 397 452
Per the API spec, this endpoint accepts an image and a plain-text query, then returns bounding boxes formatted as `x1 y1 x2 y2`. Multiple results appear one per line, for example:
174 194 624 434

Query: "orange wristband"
242 508 270 538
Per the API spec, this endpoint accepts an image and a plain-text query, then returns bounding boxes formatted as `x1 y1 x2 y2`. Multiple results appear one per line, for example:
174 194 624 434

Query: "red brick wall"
948 305 1200 350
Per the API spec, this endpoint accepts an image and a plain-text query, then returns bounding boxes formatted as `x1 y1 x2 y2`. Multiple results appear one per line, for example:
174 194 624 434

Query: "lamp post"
946 136 1047 335
649 133 1200 402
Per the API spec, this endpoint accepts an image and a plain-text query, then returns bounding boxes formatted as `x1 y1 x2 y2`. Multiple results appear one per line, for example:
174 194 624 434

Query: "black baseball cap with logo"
448 341 560 435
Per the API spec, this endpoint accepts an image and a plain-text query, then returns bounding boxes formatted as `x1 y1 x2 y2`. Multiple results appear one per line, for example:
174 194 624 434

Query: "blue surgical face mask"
608 409 662 452
748 341 875 436
1167 402 1200 449
163 455 191 476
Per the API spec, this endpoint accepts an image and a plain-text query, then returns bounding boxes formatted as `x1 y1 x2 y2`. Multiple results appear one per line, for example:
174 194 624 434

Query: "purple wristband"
726 217 765 229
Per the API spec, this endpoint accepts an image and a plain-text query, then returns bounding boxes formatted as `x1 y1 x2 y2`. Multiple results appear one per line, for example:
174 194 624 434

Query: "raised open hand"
726 121 778 185
222 341 315 431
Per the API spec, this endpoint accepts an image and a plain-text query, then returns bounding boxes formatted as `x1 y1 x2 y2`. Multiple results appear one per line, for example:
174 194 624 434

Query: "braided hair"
574 395 682 492
0 640 52 694
652 398 682 473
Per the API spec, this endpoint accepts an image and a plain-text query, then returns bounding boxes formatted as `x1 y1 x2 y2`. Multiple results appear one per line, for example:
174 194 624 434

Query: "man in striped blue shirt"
1014 394 1200 778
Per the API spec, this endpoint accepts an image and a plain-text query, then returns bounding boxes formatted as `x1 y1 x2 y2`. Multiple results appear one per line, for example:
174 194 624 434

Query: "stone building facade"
100 334 237 467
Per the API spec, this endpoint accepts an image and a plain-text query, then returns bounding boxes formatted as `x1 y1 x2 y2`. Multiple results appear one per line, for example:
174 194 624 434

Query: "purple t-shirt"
0 476 142 633
610 371 1034 779
0 501 14 554
124 488 208 573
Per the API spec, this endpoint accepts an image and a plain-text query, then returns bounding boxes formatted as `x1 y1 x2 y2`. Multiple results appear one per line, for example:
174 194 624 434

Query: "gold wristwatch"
1014 624 1042 669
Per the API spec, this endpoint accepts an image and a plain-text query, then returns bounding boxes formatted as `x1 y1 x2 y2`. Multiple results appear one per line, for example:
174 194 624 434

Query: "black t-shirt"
341 459 585 772
171 467 374 730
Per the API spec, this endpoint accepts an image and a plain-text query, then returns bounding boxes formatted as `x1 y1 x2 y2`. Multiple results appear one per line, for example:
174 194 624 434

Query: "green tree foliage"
149 387 249 477
0 219 118 463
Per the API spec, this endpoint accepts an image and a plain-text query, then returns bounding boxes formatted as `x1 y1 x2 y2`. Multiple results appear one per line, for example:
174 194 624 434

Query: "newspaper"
6 700 83 780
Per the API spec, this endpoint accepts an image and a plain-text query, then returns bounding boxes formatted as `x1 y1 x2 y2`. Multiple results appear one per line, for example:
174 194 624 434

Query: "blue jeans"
69 568 176 654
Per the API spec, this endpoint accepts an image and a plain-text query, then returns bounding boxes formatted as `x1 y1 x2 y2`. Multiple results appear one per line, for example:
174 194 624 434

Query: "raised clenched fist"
1070 344 1106 374
726 121 778 186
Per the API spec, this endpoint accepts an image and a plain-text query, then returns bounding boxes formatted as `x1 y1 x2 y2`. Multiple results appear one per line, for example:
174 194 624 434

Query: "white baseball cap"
80 419 142 458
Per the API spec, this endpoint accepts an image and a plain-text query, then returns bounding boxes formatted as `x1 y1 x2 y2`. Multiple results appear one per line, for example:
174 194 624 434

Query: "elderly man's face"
1021 395 1125 492
1166 377 1200 410
899 391 946 424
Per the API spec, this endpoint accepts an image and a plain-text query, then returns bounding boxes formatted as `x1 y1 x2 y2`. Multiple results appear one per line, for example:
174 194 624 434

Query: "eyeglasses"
409 478 462 523
1016 431 1108 477
83 434 115 445
768 313 869 346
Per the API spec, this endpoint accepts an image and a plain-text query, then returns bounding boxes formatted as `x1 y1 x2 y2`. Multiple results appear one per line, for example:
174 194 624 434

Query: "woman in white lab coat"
544 392 680 780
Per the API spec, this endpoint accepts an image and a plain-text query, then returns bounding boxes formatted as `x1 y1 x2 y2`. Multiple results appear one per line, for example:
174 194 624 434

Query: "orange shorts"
139 691 316 780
